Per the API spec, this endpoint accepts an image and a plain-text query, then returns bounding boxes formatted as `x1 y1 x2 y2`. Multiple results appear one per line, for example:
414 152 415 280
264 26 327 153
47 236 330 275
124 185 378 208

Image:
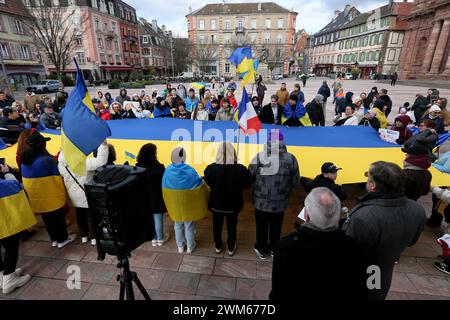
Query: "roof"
188 2 297 16
314 6 360 36
0 0 31 18
340 4 394 30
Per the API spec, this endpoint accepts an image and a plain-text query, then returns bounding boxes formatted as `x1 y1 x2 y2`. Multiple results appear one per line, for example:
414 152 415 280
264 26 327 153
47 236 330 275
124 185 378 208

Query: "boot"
0 268 23 290
2 272 31 294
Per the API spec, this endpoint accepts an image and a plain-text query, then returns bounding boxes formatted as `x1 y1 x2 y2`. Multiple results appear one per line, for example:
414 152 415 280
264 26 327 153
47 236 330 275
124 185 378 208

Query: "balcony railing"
235 26 246 34
106 31 115 38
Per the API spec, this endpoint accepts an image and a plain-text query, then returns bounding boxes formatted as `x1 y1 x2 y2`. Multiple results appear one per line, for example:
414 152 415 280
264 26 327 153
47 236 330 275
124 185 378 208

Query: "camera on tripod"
85 165 155 300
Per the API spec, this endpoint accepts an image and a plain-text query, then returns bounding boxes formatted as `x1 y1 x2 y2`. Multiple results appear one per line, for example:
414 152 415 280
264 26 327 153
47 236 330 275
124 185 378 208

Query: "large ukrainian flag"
162 163 209 222
61 61 111 175
21 155 67 213
0 179 37 239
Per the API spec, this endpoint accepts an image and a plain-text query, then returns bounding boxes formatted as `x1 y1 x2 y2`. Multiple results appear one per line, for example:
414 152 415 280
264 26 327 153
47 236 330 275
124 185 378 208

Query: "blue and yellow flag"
61 60 111 175
228 47 256 87
162 163 209 222
21 155 67 213
0 179 37 239
124 151 136 165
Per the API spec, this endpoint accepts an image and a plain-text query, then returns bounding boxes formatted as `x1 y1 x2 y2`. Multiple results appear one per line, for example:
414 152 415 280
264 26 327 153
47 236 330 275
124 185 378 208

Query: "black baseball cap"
321 162 342 174
26 133 51 145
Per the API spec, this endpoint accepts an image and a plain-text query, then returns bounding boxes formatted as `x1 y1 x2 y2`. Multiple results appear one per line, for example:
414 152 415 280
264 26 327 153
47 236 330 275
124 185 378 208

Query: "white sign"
378 128 400 144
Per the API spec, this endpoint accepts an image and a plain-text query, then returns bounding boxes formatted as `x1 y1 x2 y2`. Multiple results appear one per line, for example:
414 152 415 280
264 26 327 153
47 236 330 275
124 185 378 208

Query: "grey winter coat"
342 192 426 300
248 142 300 213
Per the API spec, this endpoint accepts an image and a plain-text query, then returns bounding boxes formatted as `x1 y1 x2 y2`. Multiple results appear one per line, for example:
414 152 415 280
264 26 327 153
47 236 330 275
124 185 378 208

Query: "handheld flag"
124 151 137 165
237 87 262 135
228 47 256 87
227 47 252 65
61 59 111 175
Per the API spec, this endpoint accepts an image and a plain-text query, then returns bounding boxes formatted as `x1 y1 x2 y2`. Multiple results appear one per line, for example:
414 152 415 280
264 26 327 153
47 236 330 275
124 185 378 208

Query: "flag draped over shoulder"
61 61 111 175
162 163 209 222
0 179 37 239
228 46 256 87
282 102 312 126
238 87 262 135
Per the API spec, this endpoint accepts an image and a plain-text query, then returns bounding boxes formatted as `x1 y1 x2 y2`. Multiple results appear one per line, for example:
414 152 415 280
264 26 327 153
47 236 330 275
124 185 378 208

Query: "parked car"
327 71 337 79
175 72 201 82
272 73 283 80
344 72 353 80
30 80 62 93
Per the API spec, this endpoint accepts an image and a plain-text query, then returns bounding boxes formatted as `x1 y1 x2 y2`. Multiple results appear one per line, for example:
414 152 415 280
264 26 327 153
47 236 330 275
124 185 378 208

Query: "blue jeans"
174 221 196 249
153 214 164 241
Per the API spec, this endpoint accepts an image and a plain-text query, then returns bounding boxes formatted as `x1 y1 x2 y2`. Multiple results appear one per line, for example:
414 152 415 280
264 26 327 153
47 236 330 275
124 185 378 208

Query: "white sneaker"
0 269 22 290
177 246 185 254
187 241 197 254
52 241 58 247
152 240 158 247
57 234 77 248
81 237 88 244
90 239 97 246
157 235 170 247
2 273 31 294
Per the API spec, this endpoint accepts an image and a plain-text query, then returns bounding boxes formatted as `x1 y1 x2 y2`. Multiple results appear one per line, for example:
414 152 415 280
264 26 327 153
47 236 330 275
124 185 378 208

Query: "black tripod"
116 252 151 300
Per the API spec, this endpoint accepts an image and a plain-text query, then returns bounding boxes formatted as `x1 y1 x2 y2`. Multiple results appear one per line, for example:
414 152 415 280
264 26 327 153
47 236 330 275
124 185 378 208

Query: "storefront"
5 64 46 91
359 65 378 80
313 64 333 76
100 65 133 81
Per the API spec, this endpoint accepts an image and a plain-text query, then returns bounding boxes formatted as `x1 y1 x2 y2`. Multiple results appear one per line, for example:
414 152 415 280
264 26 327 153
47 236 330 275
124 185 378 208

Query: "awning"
100 66 132 71
314 64 333 67
48 68 77 72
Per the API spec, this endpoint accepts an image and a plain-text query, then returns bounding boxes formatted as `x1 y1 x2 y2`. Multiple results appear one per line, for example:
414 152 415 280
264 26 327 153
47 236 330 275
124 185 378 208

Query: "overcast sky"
128 0 393 37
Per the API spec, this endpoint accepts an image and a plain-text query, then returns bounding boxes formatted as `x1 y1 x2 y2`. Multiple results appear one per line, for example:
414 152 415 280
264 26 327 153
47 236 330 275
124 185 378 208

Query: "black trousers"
429 193 450 226
391 79 396 86
41 208 68 243
75 207 93 238
254 209 285 255
211 209 238 250
0 233 20 275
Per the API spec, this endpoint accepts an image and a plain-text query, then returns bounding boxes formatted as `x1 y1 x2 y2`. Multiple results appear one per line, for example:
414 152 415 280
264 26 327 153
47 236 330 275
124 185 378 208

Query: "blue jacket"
432 151 450 173
185 97 199 112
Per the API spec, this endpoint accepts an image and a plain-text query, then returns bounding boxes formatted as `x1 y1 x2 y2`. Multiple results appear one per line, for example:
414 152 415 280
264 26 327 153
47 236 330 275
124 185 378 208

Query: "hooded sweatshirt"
392 115 413 145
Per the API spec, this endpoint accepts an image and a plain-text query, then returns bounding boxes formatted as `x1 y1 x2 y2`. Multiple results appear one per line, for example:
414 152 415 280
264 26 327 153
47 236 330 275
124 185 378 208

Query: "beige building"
186 2 297 78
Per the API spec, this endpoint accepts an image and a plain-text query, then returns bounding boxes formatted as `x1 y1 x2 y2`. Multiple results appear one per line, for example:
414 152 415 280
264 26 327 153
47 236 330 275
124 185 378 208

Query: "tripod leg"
125 280 135 301
132 272 152 300
119 278 125 301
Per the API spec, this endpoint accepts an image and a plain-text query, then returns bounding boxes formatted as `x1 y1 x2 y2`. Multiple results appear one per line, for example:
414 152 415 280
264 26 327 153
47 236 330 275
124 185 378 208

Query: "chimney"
189 5 192 13
344 4 351 13
152 19 158 31
258 1 261 11
162 25 166 32
334 10 340 18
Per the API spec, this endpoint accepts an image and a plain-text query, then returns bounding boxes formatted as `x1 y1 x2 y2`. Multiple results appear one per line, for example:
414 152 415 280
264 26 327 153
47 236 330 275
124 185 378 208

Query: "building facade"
25 0 140 81
335 2 412 79
309 5 360 76
397 0 450 80
139 18 173 76
186 2 297 78
291 29 308 75
0 0 45 90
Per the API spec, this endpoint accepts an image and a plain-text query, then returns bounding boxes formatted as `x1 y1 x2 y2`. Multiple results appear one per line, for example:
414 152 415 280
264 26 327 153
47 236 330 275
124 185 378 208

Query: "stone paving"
2 79 449 300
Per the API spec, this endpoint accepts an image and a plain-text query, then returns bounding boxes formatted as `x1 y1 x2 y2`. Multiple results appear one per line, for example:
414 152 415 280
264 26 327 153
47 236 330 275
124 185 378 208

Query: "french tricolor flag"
238 88 262 135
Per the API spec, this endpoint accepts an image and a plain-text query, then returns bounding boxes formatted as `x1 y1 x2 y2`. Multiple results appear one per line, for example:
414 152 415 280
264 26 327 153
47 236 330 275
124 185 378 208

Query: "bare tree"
172 38 191 75
193 43 218 73
25 3 85 80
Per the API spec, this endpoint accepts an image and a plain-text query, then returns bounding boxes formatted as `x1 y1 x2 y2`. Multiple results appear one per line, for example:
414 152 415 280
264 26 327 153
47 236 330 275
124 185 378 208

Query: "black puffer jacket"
136 161 167 213
304 174 347 201
305 100 324 126
412 95 429 125
402 129 437 156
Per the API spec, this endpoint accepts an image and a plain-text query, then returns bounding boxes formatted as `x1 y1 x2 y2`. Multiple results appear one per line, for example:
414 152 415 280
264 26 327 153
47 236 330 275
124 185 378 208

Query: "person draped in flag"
282 94 311 127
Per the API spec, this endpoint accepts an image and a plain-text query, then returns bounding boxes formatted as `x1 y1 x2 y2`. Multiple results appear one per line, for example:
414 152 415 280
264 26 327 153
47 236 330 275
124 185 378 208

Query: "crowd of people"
0 78 450 299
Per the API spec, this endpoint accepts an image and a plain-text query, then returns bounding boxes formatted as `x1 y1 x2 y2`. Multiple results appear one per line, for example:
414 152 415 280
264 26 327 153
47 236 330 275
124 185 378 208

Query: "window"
339 42 343 50
225 48 231 58
52 0 59 5
104 22 108 31
250 33 257 43
251 19 256 29
14 20 24 34
23 0 31 6
211 19 216 30
363 36 369 47
106 39 111 49
98 37 103 48
264 33 270 44
360 52 365 61
112 22 116 31
108 55 113 64
345 40 349 49
211 35 215 44
199 19 204 30
21 45 30 59
0 43 8 58
199 35 205 44
379 33 384 45
108 2 114 14
75 52 85 64
238 20 243 29
265 19 271 29
225 63 230 73
114 40 119 50
116 54 120 63
143 36 148 44
224 20 231 29
95 19 100 30
75 37 82 46
277 34 283 44
224 33 231 44
118 6 124 18
276 48 281 57
277 19 284 29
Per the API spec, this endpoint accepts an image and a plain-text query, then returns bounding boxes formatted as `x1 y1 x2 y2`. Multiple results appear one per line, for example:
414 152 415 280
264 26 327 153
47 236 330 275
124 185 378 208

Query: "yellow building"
186 2 297 78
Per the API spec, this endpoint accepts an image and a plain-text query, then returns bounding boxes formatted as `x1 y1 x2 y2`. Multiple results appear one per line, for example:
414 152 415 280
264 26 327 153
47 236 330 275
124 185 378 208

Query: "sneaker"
157 235 170 246
187 241 197 254
2 273 31 294
227 246 236 257
0 269 22 290
177 245 185 254
254 247 267 260
90 239 97 246
434 262 450 275
51 241 58 247
152 240 158 247
215 247 223 254
57 234 77 248
81 237 88 244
